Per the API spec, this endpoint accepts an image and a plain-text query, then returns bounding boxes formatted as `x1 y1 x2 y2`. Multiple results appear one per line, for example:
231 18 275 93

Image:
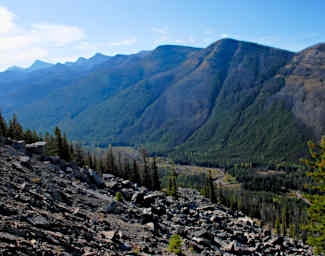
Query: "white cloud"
152 27 168 35
31 24 85 46
108 38 137 47
0 48 49 70
0 6 85 70
49 55 82 64
0 6 15 34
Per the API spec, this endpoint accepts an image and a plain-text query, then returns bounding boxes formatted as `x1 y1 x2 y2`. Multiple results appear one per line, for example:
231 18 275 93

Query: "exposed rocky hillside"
0 137 314 255
272 43 325 139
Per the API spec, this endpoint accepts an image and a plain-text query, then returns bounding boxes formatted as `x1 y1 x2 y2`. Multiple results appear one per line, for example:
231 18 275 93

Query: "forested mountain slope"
1 39 325 164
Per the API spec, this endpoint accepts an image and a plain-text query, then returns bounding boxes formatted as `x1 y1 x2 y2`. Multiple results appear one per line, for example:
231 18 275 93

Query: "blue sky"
0 0 324 70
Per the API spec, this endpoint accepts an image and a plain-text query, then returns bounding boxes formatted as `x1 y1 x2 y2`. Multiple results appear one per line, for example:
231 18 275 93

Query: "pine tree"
141 148 152 189
32 129 39 142
74 142 84 167
8 114 23 140
207 171 216 203
0 109 7 137
151 157 161 191
303 137 325 254
124 158 130 180
131 159 141 185
54 126 62 155
87 151 93 169
61 133 71 161
106 145 115 175
168 168 178 199
24 129 34 144
275 215 281 236
281 205 288 236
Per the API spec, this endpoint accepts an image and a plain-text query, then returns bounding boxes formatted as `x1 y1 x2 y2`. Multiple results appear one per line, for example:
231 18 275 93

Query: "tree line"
0 111 161 191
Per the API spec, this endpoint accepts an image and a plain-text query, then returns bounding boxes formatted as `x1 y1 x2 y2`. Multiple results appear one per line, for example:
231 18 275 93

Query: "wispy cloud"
0 5 85 70
220 34 229 38
152 26 168 35
0 6 15 34
108 37 137 47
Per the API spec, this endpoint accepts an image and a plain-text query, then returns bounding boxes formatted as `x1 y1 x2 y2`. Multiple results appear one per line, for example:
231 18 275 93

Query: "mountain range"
1 38 325 164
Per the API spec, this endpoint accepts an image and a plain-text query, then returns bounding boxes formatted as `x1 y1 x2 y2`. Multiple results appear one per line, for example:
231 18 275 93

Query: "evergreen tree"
74 142 85 167
124 158 130 180
168 168 178 199
0 109 7 137
87 151 93 169
24 129 34 144
151 157 161 191
207 171 216 203
275 215 281 236
303 137 325 254
281 204 288 236
8 114 23 140
105 145 115 175
32 129 39 142
61 133 71 161
131 159 141 185
54 126 62 155
141 148 152 189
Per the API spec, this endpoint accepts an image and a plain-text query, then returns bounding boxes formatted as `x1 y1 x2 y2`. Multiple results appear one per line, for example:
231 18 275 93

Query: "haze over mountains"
1 38 325 164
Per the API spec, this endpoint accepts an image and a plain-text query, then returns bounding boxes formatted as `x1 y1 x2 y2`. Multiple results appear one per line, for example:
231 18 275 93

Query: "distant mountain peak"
93 52 106 57
26 60 54 72
6 66 24 72
76 57 87 63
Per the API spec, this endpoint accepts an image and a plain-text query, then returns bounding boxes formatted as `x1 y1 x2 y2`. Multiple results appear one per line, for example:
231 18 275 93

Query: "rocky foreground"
0 138 314 255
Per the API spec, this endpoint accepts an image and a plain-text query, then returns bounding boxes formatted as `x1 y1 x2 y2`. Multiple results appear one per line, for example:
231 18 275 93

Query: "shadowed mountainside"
1 39 325 164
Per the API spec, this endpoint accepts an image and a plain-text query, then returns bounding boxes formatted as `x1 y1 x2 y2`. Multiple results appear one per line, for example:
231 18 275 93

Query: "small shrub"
115 192 124 202
168 234 183 255
32 177 41 183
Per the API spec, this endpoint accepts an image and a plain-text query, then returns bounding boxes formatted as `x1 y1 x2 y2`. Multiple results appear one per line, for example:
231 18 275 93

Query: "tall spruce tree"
8 114 23 140
303 137 325 254
141 148 152 189
151 157 161 191
54 126 62 156
168 168 178 199
131 159 141 185
0 109 7 137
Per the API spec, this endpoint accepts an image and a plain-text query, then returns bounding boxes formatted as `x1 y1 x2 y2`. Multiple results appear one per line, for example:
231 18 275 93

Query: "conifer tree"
8 114 23 140
303 137 325 254
124 158 130 180
168 168 178 199
24 129 34 144
0 109 7 137
141 148 152 189
61 133 71 161
32 129 39 142
207 171 216 203
151 157 161 191
275 215 281 236
74 142 85 167
87 151 93 169
105 145 115 175
54 126 62 155
131 159 141 185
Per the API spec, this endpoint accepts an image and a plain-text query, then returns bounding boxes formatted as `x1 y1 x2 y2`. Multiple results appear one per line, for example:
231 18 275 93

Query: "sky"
0 0 324 71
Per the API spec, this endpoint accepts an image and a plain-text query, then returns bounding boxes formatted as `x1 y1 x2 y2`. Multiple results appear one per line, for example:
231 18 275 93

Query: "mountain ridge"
1 38 324 164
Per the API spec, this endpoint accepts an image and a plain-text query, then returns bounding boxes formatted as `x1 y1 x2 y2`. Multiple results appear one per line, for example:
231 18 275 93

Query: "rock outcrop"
0 139 314 255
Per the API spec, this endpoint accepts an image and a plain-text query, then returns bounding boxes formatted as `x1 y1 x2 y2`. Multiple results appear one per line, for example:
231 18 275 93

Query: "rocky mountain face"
1 39 325 163
0 137 314 255
271 43 325 139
